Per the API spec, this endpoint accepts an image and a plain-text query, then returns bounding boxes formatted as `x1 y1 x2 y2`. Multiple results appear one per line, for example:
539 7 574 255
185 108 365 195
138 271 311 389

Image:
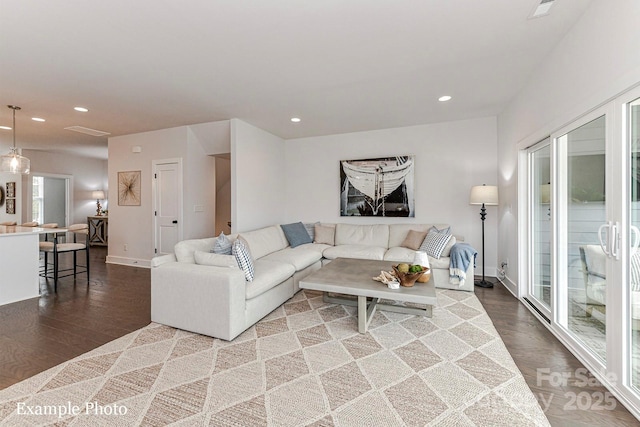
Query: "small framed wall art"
6 198 15 214
6 182 15 198
118 170 141 206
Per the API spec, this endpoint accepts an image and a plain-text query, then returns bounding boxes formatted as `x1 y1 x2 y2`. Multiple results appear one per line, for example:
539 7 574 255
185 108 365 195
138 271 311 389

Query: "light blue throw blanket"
449 243 477 287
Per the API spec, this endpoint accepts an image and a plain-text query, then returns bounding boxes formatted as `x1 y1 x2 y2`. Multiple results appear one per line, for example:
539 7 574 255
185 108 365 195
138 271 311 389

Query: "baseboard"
106 255 151 269
498 275 518 298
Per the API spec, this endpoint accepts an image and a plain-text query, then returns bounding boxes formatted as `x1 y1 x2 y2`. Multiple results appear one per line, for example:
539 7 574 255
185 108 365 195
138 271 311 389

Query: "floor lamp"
470 184 499 288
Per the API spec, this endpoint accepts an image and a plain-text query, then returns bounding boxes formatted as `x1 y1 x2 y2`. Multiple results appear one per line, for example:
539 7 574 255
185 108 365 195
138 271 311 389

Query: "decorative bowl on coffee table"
392 265 430 287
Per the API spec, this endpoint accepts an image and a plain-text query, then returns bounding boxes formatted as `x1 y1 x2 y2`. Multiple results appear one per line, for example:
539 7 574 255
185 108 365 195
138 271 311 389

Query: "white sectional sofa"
151 223 474 340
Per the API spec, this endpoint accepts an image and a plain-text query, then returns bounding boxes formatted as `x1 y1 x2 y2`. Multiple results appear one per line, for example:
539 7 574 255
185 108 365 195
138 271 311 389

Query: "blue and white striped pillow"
212 232 232 255
232 238 255 281
419 230 452 259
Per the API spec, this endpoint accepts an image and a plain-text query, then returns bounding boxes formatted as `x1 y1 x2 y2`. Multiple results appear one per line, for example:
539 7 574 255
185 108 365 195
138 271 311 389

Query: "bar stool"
40 224 90 292
0 221 17 226
20 221 39 227
39 223 59 282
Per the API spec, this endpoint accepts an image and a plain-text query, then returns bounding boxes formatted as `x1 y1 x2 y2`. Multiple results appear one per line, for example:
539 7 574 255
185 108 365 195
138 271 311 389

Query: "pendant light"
0 105 30 174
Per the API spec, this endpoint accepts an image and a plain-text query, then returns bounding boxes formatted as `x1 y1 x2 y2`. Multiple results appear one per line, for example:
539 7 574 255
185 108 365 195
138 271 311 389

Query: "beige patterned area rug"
0 289 550 426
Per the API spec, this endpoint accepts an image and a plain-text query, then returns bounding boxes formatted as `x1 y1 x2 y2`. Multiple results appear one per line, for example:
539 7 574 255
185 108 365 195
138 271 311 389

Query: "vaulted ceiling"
0 0 592 159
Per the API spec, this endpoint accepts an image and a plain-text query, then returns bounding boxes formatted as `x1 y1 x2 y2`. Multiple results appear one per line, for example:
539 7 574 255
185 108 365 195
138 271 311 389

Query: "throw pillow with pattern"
419 230 452 259
212 232 232 255
232 238 255 281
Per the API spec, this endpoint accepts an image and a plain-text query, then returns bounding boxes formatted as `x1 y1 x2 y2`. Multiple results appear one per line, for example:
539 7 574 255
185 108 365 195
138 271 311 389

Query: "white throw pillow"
314 224 336 245
233 238 255 281
419 230 452 259
194 251 238 268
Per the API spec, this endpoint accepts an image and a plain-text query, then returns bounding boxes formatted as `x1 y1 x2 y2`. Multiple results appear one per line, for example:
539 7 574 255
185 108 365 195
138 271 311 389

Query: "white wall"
284 117 499 274
108 122 222 266
231 119 286 232
108 126 189 266
20 149 108 224
497 0 640 290
185 128 217 239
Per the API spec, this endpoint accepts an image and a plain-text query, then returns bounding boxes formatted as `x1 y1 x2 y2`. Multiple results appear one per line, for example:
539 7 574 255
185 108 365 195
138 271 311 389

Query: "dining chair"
40 223 89 292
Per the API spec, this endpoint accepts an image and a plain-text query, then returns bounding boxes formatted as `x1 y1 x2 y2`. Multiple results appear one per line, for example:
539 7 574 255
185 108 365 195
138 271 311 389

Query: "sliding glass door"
557 114 607 363
523 87 640 410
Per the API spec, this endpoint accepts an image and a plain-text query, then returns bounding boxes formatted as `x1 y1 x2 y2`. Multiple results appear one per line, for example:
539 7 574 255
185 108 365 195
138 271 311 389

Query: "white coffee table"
299 257 437 333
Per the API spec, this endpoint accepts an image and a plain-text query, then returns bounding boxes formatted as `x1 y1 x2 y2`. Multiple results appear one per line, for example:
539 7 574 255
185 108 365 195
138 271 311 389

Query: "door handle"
610 221 620 261
598 222 611 257
172 220 178 224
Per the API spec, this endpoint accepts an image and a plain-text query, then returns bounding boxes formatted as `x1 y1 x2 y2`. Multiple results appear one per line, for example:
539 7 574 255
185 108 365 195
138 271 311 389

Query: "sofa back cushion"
239 225 289 259
388 224 450 248
175 237 218 263
334 224 389 248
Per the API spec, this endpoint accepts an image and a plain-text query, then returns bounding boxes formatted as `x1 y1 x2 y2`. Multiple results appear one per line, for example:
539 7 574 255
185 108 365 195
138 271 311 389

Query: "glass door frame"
616 84 640 408
524 138 553 321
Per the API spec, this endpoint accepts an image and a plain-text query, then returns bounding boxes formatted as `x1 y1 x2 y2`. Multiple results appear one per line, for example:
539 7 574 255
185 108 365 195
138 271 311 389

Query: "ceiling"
0 0 592 160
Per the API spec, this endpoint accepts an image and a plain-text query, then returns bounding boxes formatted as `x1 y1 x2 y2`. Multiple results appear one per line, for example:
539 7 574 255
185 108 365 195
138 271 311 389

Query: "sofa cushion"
194 251 238 268
240 226 289 260
323 244 386 260
419 230 452 259
401 229 428 250
280 222 313 248
334 224 389 248
441 236 457 258
262 244 324 271
246 259 296 300
314 224 336 245
174 237 218 263
388 224 432 248
383 247 417 263
212 232 232 254
233 238 255 281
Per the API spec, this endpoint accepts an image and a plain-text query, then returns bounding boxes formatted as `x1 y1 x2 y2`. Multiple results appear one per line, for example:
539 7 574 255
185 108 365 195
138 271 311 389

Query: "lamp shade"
470 185 499 205
0 150 30 174
92 190 105 200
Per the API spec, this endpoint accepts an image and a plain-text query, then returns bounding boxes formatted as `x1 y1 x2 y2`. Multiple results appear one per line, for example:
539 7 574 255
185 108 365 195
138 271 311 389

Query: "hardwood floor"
0 247 150 389
475 280 639 426
0 250 638 425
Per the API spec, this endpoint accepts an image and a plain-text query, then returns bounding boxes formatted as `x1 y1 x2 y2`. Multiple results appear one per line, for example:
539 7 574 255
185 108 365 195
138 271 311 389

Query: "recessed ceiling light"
74 106 89 112
438 96 452 102
0 126 11 130
291 117 301 123
32 117 45 122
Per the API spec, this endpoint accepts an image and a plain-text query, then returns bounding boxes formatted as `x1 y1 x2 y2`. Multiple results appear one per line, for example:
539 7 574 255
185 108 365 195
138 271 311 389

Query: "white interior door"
153 159 182 256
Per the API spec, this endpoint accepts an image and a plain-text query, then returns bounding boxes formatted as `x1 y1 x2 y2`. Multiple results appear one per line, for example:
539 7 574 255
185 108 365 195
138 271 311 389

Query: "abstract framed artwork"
6 198 15 215
118 171 141 206
6 182 15 198
340 155 415 217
